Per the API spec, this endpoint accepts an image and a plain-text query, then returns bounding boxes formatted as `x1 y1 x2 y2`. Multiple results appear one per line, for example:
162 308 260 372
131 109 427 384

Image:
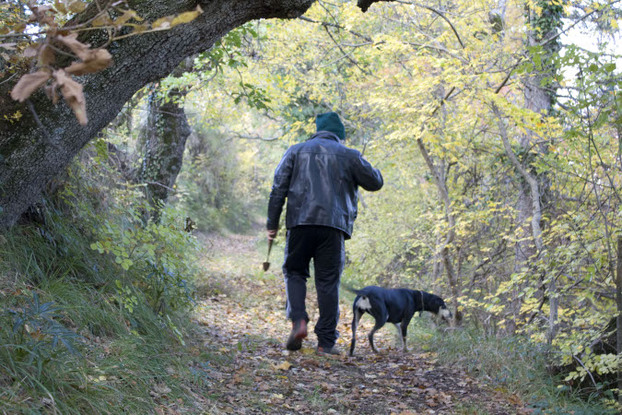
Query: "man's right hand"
267 229 278 241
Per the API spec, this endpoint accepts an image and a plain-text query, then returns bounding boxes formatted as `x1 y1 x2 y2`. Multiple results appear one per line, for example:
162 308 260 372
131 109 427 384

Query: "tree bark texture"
0 0 316 229
139 87 191 221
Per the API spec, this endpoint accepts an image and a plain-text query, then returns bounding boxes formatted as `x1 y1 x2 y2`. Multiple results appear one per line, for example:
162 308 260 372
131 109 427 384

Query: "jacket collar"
309 131 342 142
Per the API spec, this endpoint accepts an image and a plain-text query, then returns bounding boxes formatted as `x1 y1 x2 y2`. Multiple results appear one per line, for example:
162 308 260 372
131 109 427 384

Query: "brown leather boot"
286 320 307 351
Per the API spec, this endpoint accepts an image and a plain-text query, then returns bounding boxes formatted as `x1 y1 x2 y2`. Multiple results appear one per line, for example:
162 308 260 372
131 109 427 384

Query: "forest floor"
185 231 531 415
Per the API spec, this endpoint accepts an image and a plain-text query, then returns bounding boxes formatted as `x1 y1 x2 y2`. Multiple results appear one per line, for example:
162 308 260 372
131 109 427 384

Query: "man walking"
267 112 383 355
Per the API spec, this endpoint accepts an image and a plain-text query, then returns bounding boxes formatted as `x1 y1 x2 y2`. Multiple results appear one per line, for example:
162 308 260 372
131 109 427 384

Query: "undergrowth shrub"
0 139 202 413
419 326 618 415
54 139 200 316
6 292 80 370
90 207 199 315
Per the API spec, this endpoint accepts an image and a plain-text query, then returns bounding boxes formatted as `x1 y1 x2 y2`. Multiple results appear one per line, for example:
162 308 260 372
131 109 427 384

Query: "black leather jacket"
267 131 383 239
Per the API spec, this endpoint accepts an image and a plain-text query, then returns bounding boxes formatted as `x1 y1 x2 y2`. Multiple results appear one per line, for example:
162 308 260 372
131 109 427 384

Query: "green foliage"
422 327 618 415
0 140 205 413
197 24 260 74
4 292 79 374
2 0 620 411
90 210 198 314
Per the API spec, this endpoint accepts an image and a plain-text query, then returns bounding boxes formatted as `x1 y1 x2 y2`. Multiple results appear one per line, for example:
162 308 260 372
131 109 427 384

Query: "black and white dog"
349 286 452 356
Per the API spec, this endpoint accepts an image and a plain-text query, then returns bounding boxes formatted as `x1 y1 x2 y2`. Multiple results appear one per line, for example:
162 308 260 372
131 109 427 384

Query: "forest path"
189 232 528 415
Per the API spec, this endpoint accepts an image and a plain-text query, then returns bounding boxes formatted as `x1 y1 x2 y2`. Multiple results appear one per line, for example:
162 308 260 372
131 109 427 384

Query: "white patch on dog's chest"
356 296 372 311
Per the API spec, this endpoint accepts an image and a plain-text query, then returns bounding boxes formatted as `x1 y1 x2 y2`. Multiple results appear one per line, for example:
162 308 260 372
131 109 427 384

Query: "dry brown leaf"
23 46 38 58
53 69 87 125
65 49 112 75
0 43 17 50
10 70 52 102
56 33 90 60
39 44 56 66
45 80 60 104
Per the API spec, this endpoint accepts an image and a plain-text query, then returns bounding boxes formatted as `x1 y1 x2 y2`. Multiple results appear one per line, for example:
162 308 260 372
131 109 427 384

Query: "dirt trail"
190 232 528 415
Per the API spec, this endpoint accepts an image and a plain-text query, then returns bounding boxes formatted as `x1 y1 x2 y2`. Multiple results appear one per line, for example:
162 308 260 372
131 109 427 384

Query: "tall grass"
413 323 618 415
0 143 206 413
0 214 203 414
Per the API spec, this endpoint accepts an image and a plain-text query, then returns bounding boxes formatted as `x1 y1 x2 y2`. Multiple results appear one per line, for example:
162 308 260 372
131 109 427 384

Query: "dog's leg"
400 313 415 353
368 320 385 354
349 308 364 356
399 319 410 352
393 323 406 351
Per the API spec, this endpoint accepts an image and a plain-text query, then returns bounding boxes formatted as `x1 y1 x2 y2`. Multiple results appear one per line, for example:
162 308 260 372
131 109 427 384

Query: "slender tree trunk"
416 138 459 322
139 86 191 222
490 1 561 342
522 2 561 345
492 103 555 342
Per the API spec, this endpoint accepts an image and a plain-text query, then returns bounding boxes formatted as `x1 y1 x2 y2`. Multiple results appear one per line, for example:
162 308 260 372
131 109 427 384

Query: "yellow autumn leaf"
170 6 203 28
92 13 113 27
114 9 142 27
54 0 68 14
130 23 149 34
152 16 173 30
274 361 291 371
67 1 86 13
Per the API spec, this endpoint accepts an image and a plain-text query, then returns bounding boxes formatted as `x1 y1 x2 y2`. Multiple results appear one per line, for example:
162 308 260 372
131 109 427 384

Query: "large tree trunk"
0 0 316 229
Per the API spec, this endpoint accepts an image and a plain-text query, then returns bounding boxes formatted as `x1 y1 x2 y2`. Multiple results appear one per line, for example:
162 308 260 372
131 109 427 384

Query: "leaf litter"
187 232 531 414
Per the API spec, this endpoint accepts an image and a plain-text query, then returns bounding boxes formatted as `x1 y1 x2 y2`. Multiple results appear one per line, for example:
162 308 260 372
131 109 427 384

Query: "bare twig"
26 99 52 144
298 16 373 43
393 1 465 49
322 25 371 75
572 354 600 391
144 181 177 193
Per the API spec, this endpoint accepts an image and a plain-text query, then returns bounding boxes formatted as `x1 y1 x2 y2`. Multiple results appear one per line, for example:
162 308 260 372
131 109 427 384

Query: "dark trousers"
283 226 345 349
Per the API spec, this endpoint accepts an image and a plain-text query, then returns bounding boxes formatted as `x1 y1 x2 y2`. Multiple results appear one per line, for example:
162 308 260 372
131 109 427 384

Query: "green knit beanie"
315 112 346 141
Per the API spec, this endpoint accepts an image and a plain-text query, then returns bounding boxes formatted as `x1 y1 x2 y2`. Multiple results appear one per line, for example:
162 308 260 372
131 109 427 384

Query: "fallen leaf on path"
274 361 292 371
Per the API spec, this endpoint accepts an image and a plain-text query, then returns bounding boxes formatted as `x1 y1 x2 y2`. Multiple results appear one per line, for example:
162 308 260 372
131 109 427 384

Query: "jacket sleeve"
267 148 295 230
351 151 383 191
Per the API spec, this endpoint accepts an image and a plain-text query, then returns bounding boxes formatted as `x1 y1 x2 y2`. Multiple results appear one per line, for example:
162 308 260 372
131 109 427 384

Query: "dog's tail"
342 284 364 295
